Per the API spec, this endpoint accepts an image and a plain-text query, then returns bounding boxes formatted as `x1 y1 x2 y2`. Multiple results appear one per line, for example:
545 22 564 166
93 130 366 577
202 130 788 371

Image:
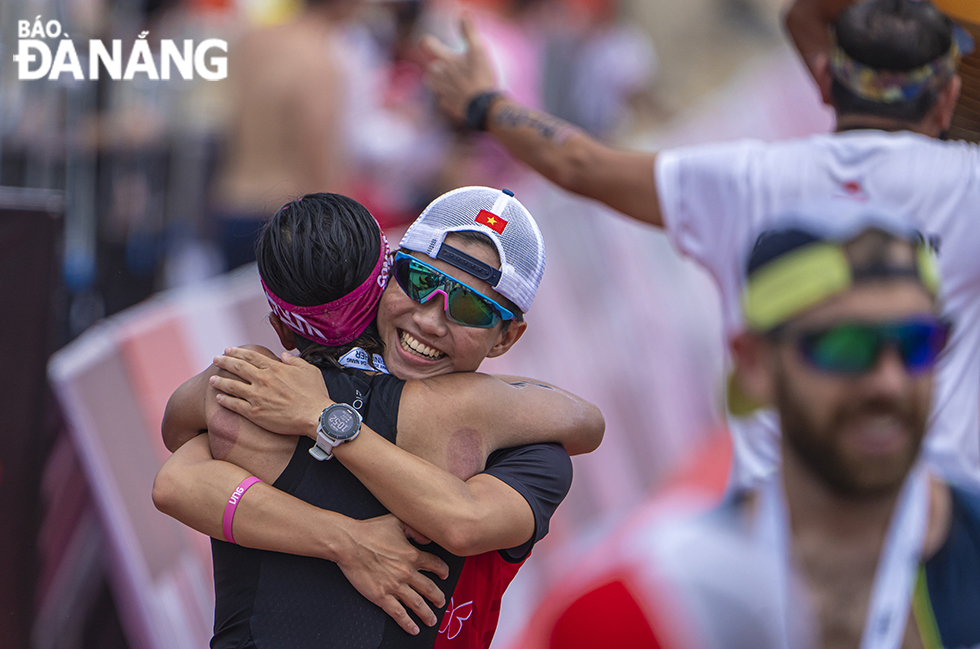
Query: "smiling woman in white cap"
378 185 545 380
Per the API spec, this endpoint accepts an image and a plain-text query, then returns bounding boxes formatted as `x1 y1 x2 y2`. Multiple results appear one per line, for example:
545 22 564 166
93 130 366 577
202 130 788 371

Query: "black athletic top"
919 483 980 647
210 367 464 649
485 442 572 562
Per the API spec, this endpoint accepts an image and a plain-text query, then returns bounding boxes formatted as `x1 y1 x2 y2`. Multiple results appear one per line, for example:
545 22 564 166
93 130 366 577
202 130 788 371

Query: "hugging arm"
152 435 448 634
211 347 604 456
154 434 353 555
328 377 577 555
154 358 450 635
334 438 572 557
209 347 589 554
475 374 604 454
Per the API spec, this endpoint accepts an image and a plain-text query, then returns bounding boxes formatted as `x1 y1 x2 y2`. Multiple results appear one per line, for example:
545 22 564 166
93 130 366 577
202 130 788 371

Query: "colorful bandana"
831 38 963 104
261 232 392 346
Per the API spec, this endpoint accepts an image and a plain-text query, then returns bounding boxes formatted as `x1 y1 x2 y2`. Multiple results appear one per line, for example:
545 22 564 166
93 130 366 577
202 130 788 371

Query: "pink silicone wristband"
222 476 262 544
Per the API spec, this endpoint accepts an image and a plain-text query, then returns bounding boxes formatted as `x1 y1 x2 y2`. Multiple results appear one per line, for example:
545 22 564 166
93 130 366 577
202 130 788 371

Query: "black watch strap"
465 91 503 132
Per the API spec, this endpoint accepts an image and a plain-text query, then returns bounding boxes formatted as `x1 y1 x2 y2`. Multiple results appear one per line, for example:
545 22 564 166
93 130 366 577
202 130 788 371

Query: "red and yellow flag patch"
475 209 507 235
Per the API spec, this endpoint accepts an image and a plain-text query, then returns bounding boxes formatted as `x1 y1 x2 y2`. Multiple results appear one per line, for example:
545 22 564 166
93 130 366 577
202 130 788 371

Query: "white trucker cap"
399 186 546 313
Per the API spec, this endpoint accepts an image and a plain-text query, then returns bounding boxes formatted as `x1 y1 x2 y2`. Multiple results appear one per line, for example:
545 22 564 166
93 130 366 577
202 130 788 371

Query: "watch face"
325 406 358 439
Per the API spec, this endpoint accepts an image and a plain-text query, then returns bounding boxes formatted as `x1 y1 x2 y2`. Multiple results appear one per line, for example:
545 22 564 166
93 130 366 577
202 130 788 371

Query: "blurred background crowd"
0 0 838 647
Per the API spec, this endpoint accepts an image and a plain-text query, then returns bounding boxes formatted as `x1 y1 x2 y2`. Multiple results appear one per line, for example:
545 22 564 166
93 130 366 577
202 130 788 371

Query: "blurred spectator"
153 0 241 289
542 0 658 138
209 0 361 270
2 0 239 333
89 0 238 317
343 0 456 228
518 207 959 649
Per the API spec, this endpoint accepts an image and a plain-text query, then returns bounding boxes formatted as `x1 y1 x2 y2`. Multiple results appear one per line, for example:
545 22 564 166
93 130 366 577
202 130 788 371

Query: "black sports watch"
465 91 503 131
309 403 362 461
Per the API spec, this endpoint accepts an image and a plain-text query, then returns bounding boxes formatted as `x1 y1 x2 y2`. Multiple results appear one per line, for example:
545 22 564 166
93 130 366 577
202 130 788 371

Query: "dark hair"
445 230 524 323
746 228 822 276
747 227 918 278
832 0 955 123
256 193 386 368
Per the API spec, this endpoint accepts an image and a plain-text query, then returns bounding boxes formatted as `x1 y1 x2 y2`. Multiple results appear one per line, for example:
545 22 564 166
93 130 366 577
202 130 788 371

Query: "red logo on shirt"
439 598 474 640
835 180 869 202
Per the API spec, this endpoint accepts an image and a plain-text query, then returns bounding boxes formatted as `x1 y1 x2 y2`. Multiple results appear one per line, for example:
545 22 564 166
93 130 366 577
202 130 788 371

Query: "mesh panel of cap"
399 186 546 312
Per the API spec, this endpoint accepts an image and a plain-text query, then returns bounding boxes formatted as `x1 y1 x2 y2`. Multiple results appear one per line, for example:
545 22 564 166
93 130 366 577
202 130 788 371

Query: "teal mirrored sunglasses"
392 252 515 328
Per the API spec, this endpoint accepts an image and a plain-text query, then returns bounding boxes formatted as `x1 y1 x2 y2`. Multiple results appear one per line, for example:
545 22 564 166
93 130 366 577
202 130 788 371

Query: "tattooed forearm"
493 105 575 144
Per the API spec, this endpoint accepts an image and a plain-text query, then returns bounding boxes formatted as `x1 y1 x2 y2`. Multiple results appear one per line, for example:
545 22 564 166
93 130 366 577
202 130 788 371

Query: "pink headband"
262 232 392 347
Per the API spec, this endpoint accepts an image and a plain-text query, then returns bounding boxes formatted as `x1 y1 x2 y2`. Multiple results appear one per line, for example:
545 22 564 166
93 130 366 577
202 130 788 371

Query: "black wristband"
465 91 503 132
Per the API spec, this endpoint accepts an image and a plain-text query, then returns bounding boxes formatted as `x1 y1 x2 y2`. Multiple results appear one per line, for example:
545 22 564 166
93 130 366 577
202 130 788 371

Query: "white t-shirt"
656 130 980 488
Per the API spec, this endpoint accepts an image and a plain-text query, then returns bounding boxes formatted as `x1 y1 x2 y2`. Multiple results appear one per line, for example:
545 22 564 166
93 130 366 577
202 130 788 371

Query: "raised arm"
785 0 855 100
422 17 661 226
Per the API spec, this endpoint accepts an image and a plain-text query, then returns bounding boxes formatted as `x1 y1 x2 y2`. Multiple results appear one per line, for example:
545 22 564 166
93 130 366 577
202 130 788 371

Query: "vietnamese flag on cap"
475 209 507 234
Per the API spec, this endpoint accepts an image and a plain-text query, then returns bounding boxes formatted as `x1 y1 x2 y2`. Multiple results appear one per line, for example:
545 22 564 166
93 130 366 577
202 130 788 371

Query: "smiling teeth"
400 331 445 360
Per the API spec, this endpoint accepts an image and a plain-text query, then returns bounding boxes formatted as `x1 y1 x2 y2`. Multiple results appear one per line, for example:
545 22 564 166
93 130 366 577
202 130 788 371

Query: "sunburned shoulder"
203 344 279 458
237 344 279 359
237 26 336 77
204 346 298 476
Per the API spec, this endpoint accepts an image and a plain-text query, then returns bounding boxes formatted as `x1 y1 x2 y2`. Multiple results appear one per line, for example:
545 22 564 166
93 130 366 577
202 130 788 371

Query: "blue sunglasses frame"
791 317 951 376
392 252 516 328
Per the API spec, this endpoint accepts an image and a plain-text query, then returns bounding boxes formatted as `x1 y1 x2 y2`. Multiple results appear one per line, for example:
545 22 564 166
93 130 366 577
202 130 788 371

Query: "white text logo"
13 18 227 81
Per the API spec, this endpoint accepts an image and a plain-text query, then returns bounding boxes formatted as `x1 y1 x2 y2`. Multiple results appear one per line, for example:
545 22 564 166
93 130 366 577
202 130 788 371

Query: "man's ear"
269 314 298 351
933 74 962 133
730 331 777 407
813 52 835 106
486 320 527 358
